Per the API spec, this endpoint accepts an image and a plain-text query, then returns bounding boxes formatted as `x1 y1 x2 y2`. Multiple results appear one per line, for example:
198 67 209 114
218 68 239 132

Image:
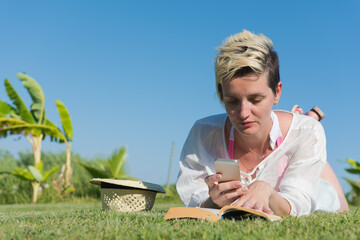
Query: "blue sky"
0 1 359 193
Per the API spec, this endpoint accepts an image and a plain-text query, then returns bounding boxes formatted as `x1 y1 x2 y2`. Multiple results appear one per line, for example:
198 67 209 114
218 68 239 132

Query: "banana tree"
55 100 73 189
2 73 46 165
0 73 64 202
77 146 134 180
12 161 59 203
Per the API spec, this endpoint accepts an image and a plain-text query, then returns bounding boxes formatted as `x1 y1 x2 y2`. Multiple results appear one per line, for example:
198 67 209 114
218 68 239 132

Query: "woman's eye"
251 99 262 104
225 100 237 104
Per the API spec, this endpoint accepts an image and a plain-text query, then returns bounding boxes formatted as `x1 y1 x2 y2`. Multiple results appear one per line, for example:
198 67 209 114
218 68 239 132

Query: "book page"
201 208 220 215
220 206 282 221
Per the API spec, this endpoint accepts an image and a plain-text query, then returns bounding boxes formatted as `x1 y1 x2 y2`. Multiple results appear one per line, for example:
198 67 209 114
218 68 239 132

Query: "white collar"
229 111 283 150
269 111 283 150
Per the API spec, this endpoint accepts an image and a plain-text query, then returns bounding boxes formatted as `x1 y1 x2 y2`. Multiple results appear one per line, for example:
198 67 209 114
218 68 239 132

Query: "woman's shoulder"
274 110 293 139
194 113 227 128
185 114 227 157
190 114 227 145
275 109 323 125
274 110 324 139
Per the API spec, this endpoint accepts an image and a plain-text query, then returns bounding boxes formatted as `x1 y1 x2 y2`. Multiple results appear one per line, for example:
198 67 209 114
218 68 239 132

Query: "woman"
176 30 348 216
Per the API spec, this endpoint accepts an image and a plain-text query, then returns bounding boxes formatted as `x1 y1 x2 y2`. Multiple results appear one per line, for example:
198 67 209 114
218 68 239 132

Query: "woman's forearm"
269 190 291 216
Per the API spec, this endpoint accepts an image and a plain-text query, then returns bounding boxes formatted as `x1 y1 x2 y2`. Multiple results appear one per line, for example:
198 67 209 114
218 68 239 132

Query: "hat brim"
90 178 166 193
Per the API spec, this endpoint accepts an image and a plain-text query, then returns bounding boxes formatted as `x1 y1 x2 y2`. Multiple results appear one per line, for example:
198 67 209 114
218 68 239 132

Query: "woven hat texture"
90 178 165 212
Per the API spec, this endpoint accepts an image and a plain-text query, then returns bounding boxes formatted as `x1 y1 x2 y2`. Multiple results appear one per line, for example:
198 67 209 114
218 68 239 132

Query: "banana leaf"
109 147 127 179
56 100 73 141
4 79 35 124
17 73 46 124
11 167 34 181
0 100 14 115
35 161 44 174
0 117 64 141
42 166 59 181
44 119 65 142
347 158 360 169
345 168 360 174
76 160 110 178
28 166 43 182
44 118 59 129
0 100 19 119
345 178 360 194
11 171 31 181
87 159 107 172
63 185 76 194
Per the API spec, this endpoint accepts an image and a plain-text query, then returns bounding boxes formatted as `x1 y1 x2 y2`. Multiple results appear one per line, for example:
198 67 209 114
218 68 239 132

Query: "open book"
164 206 282 222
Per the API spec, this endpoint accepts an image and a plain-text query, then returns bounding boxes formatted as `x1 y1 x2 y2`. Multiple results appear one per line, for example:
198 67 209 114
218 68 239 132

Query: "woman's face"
222 73 282 137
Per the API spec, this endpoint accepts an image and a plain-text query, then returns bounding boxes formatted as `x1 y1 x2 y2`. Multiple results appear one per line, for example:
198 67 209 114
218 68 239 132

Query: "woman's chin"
237 127 258 136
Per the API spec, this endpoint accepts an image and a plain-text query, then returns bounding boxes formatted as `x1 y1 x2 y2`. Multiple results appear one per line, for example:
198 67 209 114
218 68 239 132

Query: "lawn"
1 201 359 240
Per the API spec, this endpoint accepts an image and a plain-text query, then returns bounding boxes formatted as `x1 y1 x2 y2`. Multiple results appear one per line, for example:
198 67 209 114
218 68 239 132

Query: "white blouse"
176 111 340 216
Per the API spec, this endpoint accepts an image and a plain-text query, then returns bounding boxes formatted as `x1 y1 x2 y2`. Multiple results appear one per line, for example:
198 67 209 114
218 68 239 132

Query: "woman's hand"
202 173 248 208
231 181 274 214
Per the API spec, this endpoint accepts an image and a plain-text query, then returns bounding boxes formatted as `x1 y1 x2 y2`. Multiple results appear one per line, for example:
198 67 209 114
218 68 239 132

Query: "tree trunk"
32 135 42 166
64 144 72 188
31 181 40 203
31 135 42 203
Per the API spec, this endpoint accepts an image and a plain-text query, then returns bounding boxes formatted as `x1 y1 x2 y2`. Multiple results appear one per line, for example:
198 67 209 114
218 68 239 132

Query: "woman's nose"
239 102 250 119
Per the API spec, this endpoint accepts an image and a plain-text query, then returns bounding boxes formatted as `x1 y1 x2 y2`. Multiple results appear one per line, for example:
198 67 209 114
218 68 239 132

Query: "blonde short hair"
215 30 280 102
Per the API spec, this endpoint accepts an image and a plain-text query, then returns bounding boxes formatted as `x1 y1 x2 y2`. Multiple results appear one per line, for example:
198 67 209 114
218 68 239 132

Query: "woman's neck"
235 131 270 154
233 117 273 155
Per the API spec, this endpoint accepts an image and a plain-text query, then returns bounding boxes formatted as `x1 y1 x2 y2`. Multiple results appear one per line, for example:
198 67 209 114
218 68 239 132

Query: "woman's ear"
274 82 283 104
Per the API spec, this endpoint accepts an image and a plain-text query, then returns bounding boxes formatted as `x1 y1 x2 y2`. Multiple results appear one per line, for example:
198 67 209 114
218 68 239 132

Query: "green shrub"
345 158 360 206
0 150 101 204
0 150 31 204
156 183 182 204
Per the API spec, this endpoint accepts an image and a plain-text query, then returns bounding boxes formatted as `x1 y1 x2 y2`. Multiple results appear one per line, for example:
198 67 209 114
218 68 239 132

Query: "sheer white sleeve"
176 123 211 207
277 119 327 216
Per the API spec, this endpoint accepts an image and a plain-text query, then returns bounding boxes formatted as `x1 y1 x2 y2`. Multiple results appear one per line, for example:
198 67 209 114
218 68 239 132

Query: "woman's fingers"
232 197 273 214
204 174 221 188
205 174 246 207
253 202 264 211
218 187 247 202
239 199 256 209
234 198 263 211
205 175 244 192
262 205 274 214
231 195 247 207
216 180 243 192
249 202 273 214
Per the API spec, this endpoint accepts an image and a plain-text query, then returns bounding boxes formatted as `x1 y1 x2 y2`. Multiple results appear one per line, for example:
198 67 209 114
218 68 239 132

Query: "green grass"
1 202 360 240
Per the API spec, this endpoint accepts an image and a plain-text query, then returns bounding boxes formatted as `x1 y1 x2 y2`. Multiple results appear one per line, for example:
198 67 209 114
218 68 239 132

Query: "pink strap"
276 137 283 147
228 139 234 159
227 126 235 159
275 136 287 191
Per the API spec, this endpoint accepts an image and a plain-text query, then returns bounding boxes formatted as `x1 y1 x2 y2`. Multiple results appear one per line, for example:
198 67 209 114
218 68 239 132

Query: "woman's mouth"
240 121 254 127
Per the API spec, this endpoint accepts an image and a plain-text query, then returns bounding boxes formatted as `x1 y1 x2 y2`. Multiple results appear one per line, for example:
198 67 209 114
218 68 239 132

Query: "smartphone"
214 159 241 182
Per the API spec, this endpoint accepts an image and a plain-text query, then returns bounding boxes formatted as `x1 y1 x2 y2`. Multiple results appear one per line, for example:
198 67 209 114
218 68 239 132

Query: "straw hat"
90 178 165 212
